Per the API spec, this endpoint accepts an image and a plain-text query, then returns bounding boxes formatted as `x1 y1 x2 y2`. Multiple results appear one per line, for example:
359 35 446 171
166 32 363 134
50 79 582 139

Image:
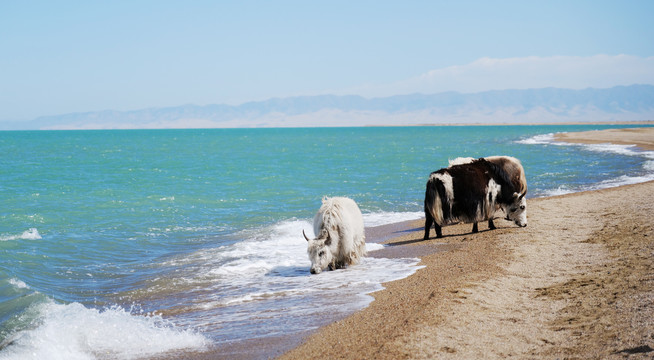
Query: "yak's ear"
324 235 332 246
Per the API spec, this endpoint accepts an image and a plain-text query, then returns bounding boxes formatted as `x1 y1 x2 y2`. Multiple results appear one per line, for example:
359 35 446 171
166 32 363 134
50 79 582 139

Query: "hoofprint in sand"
281 127 654 359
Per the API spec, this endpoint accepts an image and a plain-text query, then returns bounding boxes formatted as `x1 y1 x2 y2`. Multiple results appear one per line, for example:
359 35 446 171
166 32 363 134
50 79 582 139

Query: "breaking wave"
0 229 41 242
0 300 208 360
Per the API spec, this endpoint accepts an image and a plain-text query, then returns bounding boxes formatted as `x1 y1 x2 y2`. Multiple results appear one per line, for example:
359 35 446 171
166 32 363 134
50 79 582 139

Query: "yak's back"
439 159 496 198
313 196 366 266
450 156 526 194
313 196 364 241
484 156 527 194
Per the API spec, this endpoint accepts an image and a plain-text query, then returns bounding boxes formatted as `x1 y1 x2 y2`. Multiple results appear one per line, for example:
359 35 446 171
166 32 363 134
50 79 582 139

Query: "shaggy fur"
449 156 527 194
425 158 527 239
306 197 366 274
484 156 528 194
447 156 528 233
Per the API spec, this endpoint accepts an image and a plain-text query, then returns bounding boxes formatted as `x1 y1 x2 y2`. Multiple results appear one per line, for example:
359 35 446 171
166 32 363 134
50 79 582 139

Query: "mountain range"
3 85 654 130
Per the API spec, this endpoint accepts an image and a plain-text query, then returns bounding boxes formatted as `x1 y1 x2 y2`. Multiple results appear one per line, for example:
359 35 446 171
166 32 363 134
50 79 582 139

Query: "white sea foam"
589 173 654 190
0 301 207 360
8 278 29 290
516 133 559 145
519 132 654 160
195 216 422 285
362 211 424 227
146 214 424 342
0 228 42 242
644 160 654 171
540 172 654 198
519 131 654 196
365 242 385 252
541 185 575 197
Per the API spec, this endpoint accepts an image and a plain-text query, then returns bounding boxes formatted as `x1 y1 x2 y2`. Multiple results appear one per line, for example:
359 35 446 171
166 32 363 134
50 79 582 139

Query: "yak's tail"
424 175 447 226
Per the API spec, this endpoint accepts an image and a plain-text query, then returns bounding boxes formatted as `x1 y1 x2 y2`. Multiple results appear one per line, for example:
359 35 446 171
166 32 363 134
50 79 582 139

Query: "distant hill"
4 85 654 130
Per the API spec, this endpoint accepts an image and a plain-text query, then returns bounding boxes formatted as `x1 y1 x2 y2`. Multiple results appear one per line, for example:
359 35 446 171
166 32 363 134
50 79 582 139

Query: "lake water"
1 125 653 359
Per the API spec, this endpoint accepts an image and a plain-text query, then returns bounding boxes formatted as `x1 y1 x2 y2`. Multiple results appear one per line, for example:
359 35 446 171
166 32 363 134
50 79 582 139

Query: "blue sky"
1 0 654 122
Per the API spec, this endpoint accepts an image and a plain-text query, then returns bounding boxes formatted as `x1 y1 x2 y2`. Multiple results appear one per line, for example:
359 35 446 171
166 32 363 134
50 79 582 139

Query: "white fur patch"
485 178 501 220
430 173 454 203
448 157 475 167
428 172 455 225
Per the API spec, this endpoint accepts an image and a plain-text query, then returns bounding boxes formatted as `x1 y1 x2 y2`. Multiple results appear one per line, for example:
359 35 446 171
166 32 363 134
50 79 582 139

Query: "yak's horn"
303 229 310 241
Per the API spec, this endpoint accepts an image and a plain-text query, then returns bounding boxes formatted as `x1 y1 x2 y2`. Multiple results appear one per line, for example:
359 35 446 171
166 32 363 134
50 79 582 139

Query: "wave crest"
0 228 41 242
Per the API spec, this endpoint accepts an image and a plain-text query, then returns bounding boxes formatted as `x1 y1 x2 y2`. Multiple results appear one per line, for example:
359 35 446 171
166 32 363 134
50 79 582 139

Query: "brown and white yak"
303 197 366 274
424 157 527 239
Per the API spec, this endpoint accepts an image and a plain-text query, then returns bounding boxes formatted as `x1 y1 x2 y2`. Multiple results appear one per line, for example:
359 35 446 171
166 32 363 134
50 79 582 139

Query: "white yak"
303 197 366 274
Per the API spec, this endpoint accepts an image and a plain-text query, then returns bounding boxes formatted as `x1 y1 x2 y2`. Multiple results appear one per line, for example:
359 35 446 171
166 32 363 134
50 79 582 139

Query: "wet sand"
280 127 654 359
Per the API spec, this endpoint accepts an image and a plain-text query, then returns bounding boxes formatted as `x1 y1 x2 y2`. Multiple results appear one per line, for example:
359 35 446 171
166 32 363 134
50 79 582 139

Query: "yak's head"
304 229 334 274
503 191 527 228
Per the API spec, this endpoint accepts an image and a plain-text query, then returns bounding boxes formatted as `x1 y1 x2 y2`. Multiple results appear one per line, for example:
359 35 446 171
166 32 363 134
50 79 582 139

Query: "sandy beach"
280 127 654 359
555 127 654 151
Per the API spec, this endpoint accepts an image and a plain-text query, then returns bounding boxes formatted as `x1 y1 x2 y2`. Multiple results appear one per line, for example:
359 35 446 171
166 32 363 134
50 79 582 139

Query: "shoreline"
279 127 654 359
554 126 654 151
281 182 654 360
182 220 445 360
365 120 654 127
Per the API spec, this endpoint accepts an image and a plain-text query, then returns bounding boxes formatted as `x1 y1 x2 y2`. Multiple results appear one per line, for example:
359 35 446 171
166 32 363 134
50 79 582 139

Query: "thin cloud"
349 55 654 97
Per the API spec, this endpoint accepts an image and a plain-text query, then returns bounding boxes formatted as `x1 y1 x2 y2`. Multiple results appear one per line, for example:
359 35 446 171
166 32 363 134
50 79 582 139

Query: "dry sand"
280 127 654 359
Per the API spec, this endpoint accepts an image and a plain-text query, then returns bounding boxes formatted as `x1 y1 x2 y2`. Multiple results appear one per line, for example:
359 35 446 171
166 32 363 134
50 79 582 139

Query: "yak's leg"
472 222 479 233
435 223 443 238
424 215 434 240
488 218 496 230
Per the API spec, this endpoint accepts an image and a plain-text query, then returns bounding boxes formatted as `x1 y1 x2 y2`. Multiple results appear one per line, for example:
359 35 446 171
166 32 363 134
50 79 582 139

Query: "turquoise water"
1 125 653 358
